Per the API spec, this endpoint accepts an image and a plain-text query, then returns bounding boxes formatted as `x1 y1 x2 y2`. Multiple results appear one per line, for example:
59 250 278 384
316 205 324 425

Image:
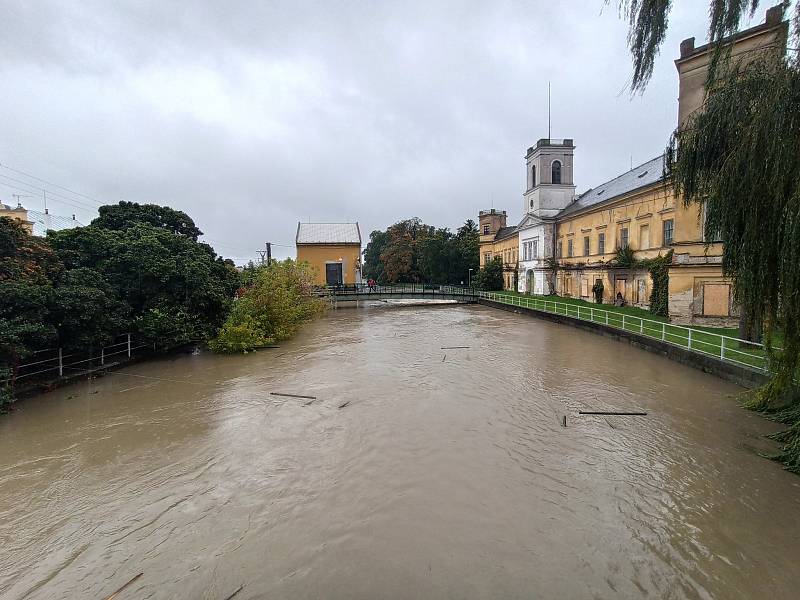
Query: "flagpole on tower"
548 81 551 140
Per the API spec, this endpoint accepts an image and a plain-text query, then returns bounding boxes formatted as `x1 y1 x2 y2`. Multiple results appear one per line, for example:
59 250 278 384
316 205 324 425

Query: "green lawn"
482 290 767 370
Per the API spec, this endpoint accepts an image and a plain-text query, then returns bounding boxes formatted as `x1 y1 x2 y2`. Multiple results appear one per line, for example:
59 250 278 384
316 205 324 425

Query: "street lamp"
468 268 474 288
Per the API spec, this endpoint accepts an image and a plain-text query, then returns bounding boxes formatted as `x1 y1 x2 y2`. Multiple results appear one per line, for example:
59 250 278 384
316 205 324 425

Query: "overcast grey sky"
0 1 763 262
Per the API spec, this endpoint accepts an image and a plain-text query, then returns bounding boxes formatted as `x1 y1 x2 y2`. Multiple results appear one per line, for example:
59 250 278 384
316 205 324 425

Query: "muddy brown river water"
1 304 800 599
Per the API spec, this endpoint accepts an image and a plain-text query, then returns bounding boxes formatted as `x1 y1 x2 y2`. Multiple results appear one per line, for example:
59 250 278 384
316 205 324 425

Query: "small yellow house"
296 222 362 287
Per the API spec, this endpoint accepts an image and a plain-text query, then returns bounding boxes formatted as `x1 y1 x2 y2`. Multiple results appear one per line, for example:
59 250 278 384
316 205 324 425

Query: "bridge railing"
478 291 770 372
320 284 479 297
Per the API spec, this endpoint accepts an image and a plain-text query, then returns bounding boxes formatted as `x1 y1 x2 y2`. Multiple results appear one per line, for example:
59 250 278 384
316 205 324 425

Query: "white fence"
2 334 152 386
478 291 769 372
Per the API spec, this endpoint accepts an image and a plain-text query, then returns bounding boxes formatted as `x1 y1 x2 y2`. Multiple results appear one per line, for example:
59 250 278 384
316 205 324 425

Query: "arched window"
531 165 536 187
552 160 562 184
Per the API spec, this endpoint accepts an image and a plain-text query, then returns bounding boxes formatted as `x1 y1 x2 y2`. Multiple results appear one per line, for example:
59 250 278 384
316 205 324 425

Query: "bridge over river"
318 283 479 304
1 305 799 599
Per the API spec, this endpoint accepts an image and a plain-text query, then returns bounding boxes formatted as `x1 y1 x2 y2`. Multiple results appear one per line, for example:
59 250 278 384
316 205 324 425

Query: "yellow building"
533 6 786 326
296 222 362 287
0 202 34 235
478 209 518 290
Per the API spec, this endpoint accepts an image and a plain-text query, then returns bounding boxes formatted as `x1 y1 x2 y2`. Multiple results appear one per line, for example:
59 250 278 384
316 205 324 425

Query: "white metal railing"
2 334 152 385
478 291 769 372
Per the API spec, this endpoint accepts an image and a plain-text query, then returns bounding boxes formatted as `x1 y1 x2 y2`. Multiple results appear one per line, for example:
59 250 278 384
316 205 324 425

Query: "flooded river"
1 305 799 599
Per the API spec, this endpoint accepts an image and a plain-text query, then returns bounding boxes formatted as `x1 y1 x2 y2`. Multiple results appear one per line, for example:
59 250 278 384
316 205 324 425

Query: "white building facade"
516 138 576 295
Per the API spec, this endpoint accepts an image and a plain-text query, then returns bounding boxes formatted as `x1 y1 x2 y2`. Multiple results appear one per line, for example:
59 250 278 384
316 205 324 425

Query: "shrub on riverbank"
209 260 325 353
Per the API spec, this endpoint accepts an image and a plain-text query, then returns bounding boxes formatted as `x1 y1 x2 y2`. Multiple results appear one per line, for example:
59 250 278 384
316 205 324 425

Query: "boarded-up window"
703 283 730 316
581 277 589 297
640 224 650 250
637 279 646 304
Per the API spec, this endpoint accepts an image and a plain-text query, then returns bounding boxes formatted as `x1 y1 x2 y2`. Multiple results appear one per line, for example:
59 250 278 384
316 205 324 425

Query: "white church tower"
516 138 576 294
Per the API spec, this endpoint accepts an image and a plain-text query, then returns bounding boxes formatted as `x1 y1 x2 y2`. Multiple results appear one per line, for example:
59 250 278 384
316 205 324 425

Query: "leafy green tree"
362 229 390 283
474 257 504 291
618 0 800 469
210 260 325 353
50 268 129 350
48 213 239 348
0 218 60 380
364 218 478 285
92 201 203 240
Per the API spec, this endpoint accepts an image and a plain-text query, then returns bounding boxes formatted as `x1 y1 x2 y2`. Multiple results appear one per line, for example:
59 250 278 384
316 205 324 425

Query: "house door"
325 262 343 286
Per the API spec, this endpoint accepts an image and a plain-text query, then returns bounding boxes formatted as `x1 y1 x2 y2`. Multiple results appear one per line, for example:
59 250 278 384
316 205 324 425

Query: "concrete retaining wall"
478 298 768 389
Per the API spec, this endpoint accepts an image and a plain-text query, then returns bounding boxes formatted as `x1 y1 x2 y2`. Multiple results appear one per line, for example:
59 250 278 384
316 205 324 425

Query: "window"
620 227 629 248
522 241 530 261
483 224 490 235
483 252 491 264
567 239 573 257
598 232 605 255
583 236 590 256
640 224 650 249
557 240 563 258
662 219 674 246
532 239 538 259
531 165 536 188
552 160 562 185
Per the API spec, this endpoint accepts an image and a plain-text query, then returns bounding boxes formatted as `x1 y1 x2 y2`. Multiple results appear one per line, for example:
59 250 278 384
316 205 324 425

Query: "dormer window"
552 160 562 184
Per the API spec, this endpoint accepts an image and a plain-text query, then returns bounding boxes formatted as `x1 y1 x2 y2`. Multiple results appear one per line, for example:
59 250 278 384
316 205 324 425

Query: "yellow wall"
296 244 361 286
479 232 519 290
0 206 34 235
555 183 676 267
551 181 733 323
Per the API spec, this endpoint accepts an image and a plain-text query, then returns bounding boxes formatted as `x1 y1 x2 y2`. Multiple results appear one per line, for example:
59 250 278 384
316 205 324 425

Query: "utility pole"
265 242 272 265
257 250 267 265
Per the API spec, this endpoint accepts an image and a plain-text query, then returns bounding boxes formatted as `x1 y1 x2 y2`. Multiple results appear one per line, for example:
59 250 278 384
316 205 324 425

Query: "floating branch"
578 411 647 416
303 398 317 406
562 415 567 427
441 346 470 349
223 585 244 600
104 573 143 600
441 354 446 362
271 392 316 400
338 401 350 409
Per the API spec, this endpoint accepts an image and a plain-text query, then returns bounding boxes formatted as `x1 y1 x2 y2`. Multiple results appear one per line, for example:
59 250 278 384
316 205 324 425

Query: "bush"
210 260 325 353
474 257 505 291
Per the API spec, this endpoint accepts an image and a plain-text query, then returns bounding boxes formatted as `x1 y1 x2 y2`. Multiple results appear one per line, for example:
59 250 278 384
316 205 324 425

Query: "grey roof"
495 225 518 241
27 209 84 237
296 222 361 245
558 155 666 218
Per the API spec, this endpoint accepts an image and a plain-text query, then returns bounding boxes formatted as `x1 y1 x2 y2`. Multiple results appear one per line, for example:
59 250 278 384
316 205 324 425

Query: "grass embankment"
485 291 766 370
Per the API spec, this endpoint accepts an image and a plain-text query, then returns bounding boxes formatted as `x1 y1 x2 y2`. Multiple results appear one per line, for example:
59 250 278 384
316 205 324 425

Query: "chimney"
72 214 76 220
679 37 695 58
44 208 49 214
766 4 785 26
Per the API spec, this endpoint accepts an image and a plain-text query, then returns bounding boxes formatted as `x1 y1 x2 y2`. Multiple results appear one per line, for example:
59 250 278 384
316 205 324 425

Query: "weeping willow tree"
617 0 800 471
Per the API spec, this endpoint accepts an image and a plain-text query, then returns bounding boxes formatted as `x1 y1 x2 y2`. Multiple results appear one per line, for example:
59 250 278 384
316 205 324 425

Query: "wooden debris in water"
303 398 317 406
222 584 244 600
441 346 470 349
104 572 143 600
270 392 316 400
578 411 647 416
338 401 350 409
441 354 446 362
562 415 567 428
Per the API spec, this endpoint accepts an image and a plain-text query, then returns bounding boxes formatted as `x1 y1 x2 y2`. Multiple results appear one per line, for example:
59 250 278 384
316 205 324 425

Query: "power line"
0 161 104 207
0 173 97 212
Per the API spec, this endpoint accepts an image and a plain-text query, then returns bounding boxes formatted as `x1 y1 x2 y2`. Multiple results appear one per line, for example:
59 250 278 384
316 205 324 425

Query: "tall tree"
618 0 800 470
92 201 203 240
